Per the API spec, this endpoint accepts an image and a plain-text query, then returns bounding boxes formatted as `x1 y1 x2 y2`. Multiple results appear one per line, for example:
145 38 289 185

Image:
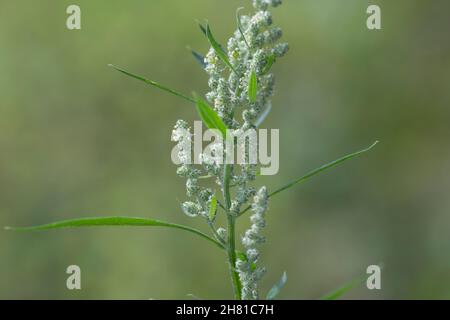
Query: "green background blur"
1 0 449 299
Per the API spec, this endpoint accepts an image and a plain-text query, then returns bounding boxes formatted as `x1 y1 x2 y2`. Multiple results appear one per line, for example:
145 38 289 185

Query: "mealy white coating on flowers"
237 186 269 299
171 0 288 300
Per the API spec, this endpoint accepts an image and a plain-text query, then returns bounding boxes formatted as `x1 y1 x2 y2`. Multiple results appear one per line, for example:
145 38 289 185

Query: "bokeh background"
1 0 449 299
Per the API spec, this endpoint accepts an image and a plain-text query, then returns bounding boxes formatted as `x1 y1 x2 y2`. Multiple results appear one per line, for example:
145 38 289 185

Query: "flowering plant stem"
5 0 379 300
227 216 241 299
223 163 242 299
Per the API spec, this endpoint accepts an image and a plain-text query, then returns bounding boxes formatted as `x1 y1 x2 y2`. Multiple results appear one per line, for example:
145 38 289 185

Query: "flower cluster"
172 0 287 299
236 186 269 299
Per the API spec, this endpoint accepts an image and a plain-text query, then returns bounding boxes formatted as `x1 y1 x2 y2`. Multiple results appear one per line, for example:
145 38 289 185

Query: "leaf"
205 24 237 74
248 70 258 103
208 194 218 221
320 277 364 300
254 103 272 127
266 272 288 300
5 216 224 249
238 141 379 216
236 7 250 49
190 49 206 69
108 64 195 103
320 263 384 300
262 55 276 74
198 22 207 36
269 141 379 198
193 93 228 138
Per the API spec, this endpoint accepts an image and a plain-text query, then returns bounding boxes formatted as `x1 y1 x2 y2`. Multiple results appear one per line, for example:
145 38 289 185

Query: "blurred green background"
1 0 449 299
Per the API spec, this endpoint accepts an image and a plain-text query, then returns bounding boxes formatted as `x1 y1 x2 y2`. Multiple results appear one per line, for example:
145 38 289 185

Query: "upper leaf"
108 64 195 103
190 49 206 69
205 24 237 74
194 94 228 138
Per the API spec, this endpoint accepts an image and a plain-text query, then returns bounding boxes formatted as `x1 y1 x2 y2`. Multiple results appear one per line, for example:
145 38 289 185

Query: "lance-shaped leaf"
208 194 218 221
269 141 379 198
5 216 224 249
269 141 378 197
193 93 228 138
248 70 258 103
205 24 237 74
198 21 207 36
266 272 288 300
108 64 195 103
238 141 379 216
190 49 206 69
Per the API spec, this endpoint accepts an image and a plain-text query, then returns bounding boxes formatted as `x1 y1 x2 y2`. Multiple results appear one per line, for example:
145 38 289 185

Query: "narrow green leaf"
205 24 237 74
321 264 384 300
108 64 195 103
320 277 364 300
248 70 258 103
194 94 228 138
236 7 250 49
190 48 206 69
5 216 224 249
269 141 379 198
238 141 379 216
208 194 218 221
262 55 275 74
198 22 207 36
266 272 288 300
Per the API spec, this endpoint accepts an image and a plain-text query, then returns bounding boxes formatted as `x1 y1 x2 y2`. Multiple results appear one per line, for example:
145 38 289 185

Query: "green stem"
223 163 242 300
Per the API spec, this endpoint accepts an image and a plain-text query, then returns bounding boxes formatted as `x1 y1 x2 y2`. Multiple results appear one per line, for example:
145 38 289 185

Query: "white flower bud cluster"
230 186 256 215
237 186 269 299
204 0 288 131
172 120 215 218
